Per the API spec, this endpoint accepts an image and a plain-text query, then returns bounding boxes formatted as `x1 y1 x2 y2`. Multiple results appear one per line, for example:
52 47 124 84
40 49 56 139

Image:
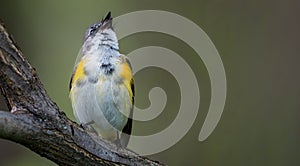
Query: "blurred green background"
0 0 300 165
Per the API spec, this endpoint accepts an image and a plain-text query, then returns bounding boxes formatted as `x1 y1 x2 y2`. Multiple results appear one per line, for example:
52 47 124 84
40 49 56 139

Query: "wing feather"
120 56 134 147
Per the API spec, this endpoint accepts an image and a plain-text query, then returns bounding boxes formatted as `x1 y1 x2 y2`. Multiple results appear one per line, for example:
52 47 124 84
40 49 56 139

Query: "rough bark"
0 20 163 166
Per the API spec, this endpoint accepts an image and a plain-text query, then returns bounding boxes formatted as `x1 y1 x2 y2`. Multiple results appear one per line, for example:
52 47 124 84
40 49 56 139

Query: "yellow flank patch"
71 59 86 90
120 62 134 102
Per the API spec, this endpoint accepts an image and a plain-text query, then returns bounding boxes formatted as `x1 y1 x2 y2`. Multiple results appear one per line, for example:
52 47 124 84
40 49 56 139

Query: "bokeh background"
0 0 300 165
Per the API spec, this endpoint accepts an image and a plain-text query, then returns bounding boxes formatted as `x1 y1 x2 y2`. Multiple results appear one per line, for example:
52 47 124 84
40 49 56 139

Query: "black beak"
104 11 111 21
101 11 112 29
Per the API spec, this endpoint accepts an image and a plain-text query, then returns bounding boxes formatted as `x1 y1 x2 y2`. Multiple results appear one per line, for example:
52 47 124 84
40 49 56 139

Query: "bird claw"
80 121 97 134
10 106 27 114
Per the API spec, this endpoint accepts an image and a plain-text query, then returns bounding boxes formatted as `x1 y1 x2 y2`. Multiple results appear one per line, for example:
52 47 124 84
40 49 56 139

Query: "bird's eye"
87 23 101 37
83 23 101 41
89 25 98 36
89 28 96 35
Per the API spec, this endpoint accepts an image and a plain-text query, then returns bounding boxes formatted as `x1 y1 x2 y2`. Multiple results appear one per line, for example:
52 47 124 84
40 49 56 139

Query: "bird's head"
82 12 119 55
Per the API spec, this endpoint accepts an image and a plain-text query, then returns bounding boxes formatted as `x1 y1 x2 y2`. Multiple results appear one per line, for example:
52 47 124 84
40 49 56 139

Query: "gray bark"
0 20 163 166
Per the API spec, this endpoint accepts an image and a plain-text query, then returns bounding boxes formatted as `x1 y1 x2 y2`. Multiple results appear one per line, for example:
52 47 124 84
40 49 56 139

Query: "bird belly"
70 78 129 140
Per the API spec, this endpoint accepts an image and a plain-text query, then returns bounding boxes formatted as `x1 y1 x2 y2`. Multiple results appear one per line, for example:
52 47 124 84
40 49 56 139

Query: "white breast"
70 54 130 140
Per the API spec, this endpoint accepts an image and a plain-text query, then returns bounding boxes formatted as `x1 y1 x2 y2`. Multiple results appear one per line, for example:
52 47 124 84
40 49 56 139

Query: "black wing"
121 78 134 147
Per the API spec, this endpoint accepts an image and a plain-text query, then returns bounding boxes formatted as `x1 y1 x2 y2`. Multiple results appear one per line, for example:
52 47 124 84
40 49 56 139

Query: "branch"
0 20 163 166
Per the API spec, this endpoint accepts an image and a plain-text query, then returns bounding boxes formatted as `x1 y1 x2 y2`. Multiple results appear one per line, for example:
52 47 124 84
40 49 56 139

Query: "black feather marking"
121 78 134 147
69 65 78 91
69 73 74 91
100 63 115 75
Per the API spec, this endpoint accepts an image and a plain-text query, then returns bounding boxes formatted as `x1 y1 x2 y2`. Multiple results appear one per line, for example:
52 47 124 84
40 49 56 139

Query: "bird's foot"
80 121 97 134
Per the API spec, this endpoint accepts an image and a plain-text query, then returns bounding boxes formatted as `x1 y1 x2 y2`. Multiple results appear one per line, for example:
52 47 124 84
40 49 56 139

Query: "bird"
69 12 134 147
